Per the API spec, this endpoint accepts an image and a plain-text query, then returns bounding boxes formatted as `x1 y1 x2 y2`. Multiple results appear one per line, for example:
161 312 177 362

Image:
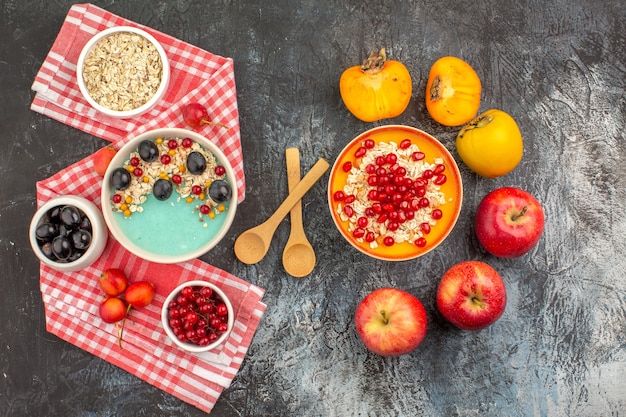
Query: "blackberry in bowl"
29 196 108 272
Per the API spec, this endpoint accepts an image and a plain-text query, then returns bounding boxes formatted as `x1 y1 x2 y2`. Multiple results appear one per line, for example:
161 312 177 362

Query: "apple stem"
380 310 389 325
472 297 485 308
511 206 528 221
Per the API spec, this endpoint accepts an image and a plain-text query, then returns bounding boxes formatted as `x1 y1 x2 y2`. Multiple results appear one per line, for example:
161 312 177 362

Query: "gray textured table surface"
1 0 625 416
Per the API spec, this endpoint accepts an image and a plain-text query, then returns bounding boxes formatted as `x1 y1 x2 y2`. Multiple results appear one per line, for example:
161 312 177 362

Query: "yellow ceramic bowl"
328 125 463 261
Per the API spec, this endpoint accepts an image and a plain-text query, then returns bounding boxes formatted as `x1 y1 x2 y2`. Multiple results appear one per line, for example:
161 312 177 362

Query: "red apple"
436 260 506 330
355 288 427 356
99 297 127 323
475 187 545 258
99 268 129 297
124 281 156 309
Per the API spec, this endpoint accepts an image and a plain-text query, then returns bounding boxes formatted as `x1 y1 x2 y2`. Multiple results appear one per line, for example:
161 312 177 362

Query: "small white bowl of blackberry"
29 196 108 272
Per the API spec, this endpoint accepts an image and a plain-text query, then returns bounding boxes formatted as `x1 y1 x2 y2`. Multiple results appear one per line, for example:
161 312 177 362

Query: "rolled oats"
82 31 163 111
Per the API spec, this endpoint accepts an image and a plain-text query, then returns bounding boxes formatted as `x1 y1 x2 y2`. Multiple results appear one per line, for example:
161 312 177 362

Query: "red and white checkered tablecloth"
30 4 266 414
30 2 245 202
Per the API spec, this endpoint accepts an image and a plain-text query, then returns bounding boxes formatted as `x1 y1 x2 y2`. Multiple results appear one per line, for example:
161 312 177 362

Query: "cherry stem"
511 206 528 221
116 319 126 349
201 119 230 130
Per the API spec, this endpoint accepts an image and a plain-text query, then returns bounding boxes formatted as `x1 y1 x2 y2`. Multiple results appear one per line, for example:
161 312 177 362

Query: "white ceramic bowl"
29 196 108 272
76 26 170 118
101 127 238 264
161 280 234 353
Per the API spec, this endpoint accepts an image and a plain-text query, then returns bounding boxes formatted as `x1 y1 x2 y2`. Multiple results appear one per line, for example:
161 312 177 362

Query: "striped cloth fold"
31 4 264 414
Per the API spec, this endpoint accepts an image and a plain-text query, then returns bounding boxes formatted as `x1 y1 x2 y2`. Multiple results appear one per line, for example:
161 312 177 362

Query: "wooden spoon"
282 148 316 277
234 158 329 265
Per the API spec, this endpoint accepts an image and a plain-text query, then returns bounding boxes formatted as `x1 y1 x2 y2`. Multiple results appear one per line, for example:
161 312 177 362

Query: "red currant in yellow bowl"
328 125 463 261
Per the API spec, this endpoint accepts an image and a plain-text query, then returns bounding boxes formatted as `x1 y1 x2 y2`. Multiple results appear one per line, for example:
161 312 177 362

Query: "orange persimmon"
340 48 412 122
425 56 481 127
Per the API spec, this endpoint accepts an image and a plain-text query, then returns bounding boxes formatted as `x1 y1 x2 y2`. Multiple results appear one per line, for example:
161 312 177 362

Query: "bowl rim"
101 127 238 264
161 280 234 353
76 25 170 119
29 195 108 272
327 124 463 261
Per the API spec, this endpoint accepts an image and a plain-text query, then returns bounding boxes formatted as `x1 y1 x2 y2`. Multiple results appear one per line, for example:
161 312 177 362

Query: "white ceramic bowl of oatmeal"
328 125 463 261
76 26 170 119
101 128 238 264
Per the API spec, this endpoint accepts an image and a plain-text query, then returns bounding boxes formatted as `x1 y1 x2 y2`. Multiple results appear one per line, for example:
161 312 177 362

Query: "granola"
110 136 230 222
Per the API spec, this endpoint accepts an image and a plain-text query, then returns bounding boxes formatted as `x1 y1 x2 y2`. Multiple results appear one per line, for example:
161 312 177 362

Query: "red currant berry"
216 303 228 316
172 174 182 185
185 312 199 324
181 286 194 298
112 194 122 204
182 137 194 148
199 303 214 314
215 165 226 176
210 317 222 329
160 154 171 165
133 167 143 177
192 185 203 195
200 204 210 214
167 139 178 149
130 157 140 167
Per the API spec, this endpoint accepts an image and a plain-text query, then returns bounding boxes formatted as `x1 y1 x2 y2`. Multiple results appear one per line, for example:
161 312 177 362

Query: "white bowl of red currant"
101 127 238 264
29 195 108 272
161 280 234 353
